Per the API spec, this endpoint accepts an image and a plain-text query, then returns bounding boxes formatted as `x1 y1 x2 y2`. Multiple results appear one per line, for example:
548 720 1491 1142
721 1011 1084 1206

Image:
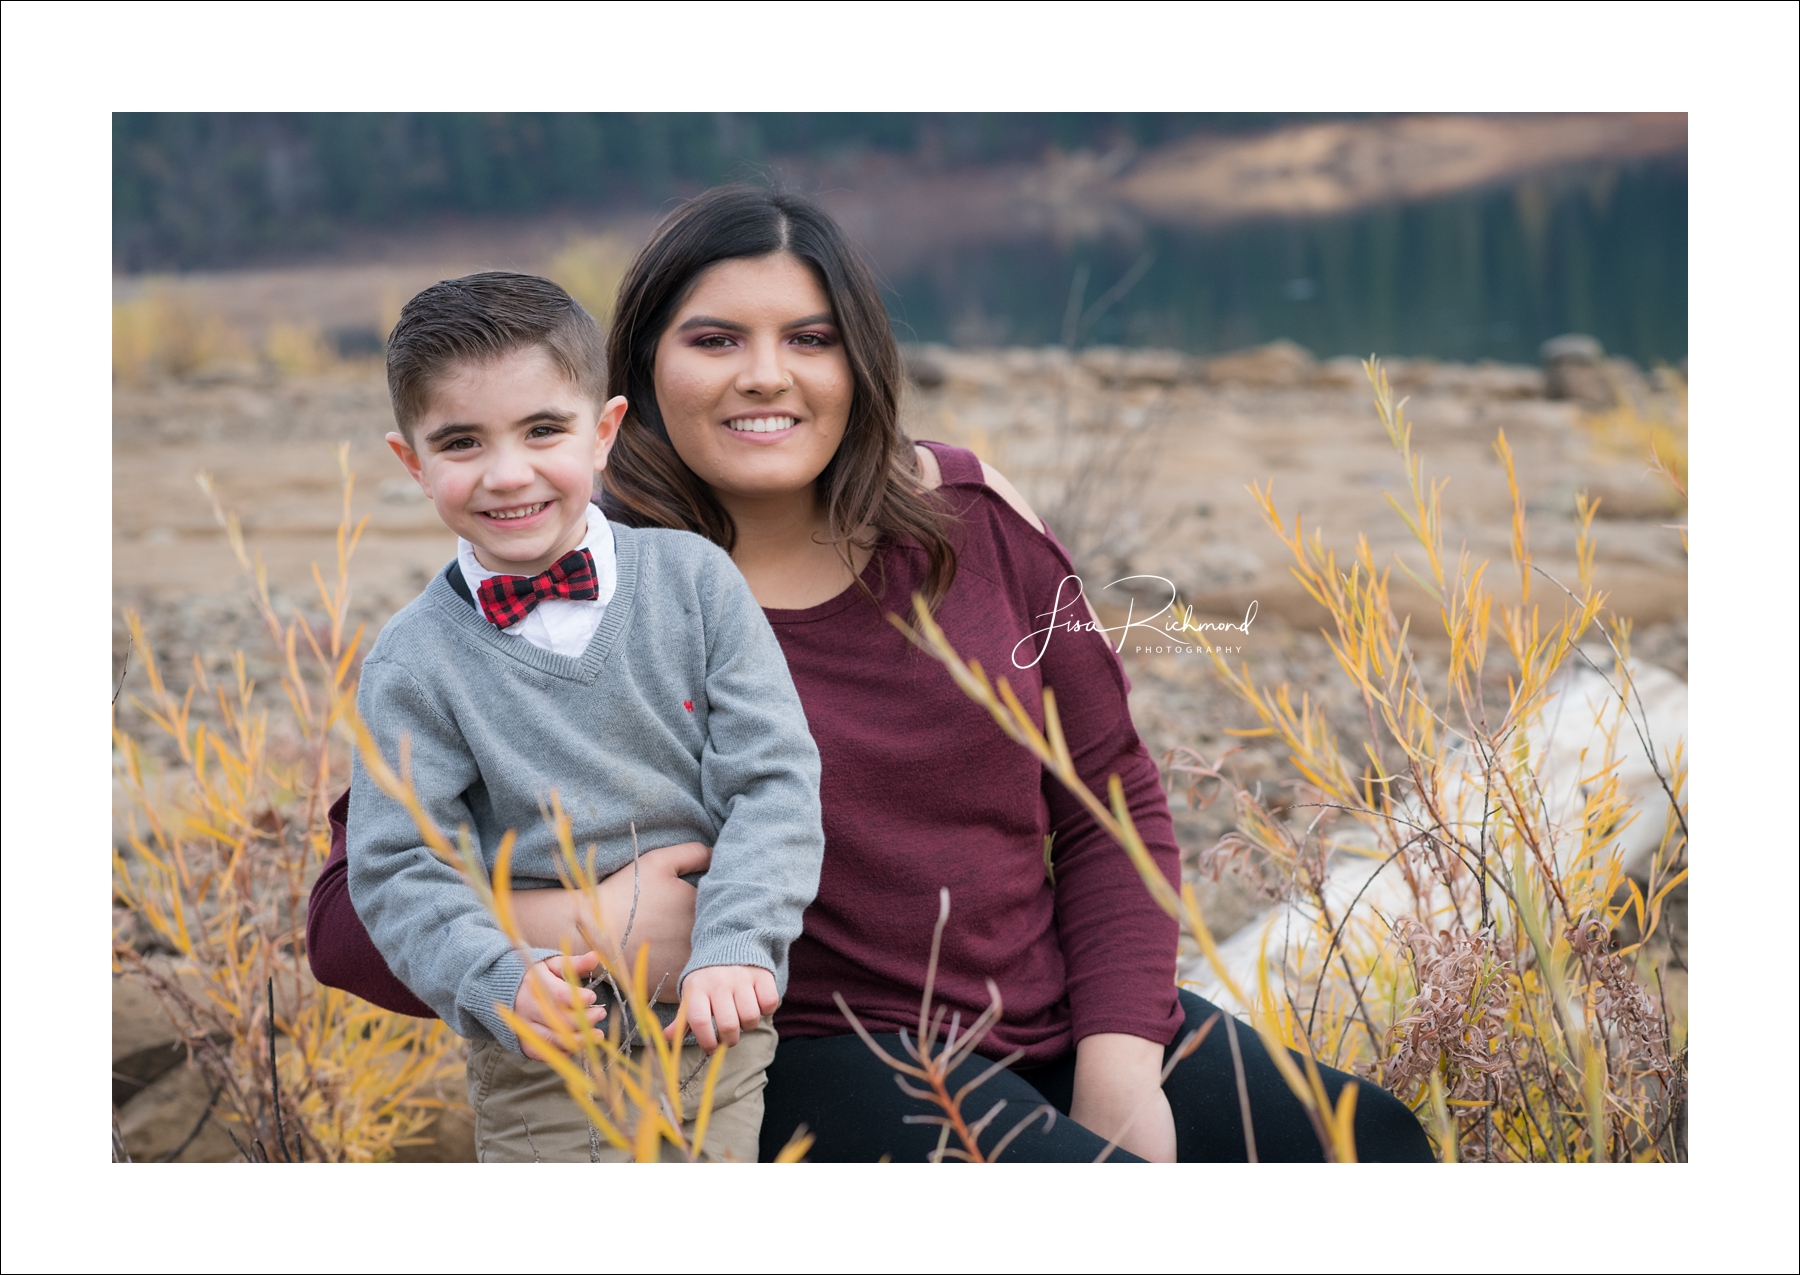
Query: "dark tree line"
113 112 1324 272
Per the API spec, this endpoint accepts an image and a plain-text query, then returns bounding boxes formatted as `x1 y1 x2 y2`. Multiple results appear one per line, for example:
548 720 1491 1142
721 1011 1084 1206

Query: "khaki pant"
467 1016 776 1163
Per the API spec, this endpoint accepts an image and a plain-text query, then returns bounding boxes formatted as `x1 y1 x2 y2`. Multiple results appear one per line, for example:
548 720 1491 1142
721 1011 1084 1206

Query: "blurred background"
114 111 1686 364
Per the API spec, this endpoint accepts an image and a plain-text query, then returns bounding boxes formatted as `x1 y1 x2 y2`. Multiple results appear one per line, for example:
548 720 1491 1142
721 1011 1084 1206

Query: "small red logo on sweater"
683 700 694 712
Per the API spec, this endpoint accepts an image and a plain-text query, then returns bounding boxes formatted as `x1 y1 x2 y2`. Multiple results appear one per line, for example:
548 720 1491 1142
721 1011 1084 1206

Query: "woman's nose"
734 337 789 398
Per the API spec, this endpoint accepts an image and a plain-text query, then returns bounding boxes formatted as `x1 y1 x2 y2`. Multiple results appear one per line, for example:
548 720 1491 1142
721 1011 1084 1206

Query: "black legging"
759 989 1433 1162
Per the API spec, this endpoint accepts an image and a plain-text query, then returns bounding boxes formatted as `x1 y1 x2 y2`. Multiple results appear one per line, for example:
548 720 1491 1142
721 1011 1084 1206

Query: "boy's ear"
386 431 431 497
592 396 629 472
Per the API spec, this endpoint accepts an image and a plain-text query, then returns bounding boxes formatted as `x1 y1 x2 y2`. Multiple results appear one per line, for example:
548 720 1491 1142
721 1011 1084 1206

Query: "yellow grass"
899 357 1687 1162
113 446 464 1160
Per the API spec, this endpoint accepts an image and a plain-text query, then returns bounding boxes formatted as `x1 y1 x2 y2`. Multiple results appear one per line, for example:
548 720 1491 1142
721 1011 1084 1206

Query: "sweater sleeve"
1026 532 1186 1047
346 657 557 1050
683 551 826 996
306 789 438 1018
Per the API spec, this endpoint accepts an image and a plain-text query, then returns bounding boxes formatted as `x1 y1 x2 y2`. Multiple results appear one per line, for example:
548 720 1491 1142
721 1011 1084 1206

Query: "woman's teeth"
484 503 547 521
726 416 797 433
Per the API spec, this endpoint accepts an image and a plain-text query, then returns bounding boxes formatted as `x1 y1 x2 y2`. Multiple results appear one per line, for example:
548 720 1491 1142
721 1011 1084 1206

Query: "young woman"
308 184 1431 1163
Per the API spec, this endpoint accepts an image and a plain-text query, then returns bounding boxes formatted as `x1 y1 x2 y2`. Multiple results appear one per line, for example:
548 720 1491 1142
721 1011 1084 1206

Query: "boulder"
1078 346 1194 386
902 344 947 389
1200 340 1316 387
117 1057 240 1162
1540 333 1614 406
113 969 190 1110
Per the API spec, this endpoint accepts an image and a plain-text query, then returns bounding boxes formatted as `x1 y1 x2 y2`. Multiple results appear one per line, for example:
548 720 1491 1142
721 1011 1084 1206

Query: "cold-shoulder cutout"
912 442 942 492
976 460 1046 534
913 442 1046 534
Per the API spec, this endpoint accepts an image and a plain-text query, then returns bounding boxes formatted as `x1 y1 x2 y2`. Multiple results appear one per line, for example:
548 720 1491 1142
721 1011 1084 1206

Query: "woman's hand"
1070 1033 1177 1162
509 841 711 1003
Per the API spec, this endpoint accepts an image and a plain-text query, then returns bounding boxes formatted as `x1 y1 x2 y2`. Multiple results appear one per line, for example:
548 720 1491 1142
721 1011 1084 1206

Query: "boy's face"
387 346 627 577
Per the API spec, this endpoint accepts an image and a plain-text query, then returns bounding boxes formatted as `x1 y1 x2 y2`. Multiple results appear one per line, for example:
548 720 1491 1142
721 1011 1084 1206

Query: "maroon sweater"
307 443 1184 1062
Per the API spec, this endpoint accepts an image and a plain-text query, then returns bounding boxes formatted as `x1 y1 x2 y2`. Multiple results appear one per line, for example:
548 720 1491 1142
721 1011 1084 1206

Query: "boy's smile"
387 346 627 578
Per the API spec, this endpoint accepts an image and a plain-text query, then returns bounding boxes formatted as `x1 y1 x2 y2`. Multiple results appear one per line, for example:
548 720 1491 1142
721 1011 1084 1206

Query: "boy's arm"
347 657 558 1050
683 554 826 998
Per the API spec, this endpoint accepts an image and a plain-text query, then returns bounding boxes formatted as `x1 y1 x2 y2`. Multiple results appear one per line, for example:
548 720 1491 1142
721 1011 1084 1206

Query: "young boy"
347 272 824 1162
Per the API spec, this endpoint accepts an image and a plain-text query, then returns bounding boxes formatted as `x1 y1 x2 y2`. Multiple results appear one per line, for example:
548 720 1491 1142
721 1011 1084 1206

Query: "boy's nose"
482 444 536 490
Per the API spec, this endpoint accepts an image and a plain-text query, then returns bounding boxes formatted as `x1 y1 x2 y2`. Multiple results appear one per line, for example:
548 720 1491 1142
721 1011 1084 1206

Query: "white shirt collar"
458 501 611 589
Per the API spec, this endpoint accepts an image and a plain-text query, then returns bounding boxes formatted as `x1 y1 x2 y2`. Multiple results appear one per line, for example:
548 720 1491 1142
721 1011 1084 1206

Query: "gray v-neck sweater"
346 521 824 1050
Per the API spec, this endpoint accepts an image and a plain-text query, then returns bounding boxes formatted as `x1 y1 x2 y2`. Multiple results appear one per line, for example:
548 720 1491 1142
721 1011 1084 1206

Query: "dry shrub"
545 232 634 328
1580 365 1687 495
901 357 1687 1163
1190 360 1687 1161
113 287 254 382
112 447 464 1161
263 320 336 378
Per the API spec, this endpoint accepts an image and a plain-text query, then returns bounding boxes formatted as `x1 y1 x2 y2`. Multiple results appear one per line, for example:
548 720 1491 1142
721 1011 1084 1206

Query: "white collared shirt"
457 503 616 658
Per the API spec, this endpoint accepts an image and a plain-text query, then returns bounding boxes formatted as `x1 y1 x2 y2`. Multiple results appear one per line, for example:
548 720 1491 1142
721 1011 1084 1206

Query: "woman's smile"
723 413 800 437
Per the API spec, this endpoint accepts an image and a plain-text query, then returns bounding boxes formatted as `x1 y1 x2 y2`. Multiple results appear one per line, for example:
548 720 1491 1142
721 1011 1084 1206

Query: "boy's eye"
442 436 477 451
527 424 562 439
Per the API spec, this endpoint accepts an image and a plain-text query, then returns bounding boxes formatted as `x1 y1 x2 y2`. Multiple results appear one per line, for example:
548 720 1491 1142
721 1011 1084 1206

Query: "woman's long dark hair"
599 184 958 606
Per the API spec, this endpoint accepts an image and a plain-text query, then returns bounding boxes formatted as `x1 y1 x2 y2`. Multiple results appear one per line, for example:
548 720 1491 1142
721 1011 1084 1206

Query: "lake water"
882 158 1686 367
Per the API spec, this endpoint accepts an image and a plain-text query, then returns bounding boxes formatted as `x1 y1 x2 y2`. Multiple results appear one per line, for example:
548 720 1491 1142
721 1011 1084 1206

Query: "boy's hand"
670 965 779 1053
512 951 607 1062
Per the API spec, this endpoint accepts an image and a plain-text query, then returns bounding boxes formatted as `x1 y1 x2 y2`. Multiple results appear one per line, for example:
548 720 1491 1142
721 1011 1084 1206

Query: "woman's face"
652 252 854 507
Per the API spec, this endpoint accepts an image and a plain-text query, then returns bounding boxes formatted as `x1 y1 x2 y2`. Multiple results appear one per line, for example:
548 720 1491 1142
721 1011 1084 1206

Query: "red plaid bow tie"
475 547 600 628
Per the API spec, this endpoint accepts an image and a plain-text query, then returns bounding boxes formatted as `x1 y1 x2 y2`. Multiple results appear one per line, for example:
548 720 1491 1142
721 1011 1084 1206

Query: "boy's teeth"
487 503 546 520
727 416 796 433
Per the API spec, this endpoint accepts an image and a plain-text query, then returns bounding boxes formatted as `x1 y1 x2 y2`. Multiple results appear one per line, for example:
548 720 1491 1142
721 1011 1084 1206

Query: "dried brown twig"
834 889 1056 1163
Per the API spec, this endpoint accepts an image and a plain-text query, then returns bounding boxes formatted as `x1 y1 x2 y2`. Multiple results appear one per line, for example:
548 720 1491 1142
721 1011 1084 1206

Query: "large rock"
1377 359 1545 398
1541 333 1614 406
113 968 192 1110
117 1057 240 1162
1078 345 1196 386
1201 340 1316 387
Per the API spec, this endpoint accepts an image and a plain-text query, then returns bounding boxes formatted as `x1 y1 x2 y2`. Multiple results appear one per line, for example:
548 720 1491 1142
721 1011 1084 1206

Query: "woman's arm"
957 456 1184 1158
510 841 711 1003
308 791 436 1016
1071 1033 1178 1162
307 791 708 1010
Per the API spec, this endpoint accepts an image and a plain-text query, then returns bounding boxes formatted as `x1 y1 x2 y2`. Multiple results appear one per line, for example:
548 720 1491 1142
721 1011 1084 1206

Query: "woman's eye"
696 334 736 349
792 331 834 348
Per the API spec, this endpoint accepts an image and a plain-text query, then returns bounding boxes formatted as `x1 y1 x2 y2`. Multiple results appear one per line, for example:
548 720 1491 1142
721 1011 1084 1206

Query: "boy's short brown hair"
386 272 606 438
